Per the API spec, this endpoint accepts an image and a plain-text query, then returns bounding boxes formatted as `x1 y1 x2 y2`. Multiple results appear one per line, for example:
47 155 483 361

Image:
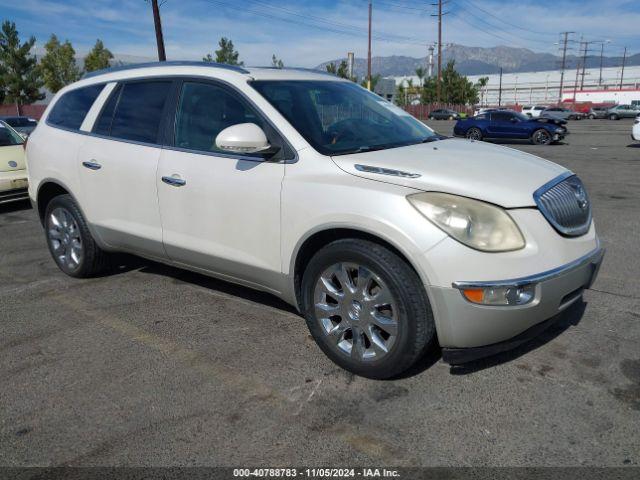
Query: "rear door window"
101 81 172 144
47 85 104 130
491 112 512 122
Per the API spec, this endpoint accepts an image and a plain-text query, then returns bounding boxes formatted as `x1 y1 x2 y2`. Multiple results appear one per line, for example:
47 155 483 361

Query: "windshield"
251 80 438 155
0 121 24 146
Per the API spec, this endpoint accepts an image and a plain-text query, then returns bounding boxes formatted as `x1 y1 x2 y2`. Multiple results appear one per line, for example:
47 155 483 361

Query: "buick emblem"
573 184 589 210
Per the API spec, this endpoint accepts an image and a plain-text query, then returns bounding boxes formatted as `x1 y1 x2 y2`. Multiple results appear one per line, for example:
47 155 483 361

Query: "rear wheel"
44 194 110 278
531 128 552 145
588 114 596 120
448 115 454 120
465 127 483 141
301 239 435 379
609 114 619 120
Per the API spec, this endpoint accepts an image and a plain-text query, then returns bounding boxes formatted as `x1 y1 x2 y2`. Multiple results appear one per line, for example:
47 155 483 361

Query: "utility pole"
498 67 503 107
150 0 166 61
557 31 574 105
620 46 627 89
367 0 372 90
580 39 588 90
599 42 605 85
435 0 443 101
573 58 581 103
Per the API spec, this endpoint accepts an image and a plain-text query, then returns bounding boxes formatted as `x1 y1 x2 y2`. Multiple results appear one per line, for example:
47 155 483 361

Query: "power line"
455 0 557 37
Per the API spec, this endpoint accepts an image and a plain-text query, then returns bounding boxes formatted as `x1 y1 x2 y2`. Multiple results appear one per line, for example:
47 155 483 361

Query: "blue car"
454 110 567 145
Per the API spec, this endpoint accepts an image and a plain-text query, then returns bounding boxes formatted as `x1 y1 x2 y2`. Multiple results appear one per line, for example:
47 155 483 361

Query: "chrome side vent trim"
354 164 421 179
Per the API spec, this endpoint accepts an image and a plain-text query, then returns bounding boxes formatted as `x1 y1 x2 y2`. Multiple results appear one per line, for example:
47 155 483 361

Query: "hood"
331 139 568 208
0 145 26 173
530 117 566 126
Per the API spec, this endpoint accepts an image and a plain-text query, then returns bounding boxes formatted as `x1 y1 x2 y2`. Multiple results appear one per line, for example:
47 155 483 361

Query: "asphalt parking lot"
1 119 639 467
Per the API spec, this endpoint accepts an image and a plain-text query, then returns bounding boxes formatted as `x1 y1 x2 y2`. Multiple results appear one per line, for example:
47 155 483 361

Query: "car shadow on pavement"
135 260 300 315
0 198 32 215
448 299 587 376
626 143 640 148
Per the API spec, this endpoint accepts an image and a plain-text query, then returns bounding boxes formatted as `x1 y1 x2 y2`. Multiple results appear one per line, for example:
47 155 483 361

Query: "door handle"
162 176 186 187
82 160 102 170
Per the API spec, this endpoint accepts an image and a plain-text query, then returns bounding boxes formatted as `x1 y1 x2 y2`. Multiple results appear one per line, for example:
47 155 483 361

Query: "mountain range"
317 45 640 78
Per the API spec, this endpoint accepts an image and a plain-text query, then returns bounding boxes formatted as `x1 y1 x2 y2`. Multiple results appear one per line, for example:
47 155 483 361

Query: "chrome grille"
534 174 592 237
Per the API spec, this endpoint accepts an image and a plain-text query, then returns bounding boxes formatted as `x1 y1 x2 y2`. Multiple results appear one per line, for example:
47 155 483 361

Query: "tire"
531 128 552 145
588 114 595 120
609 114 619 120
465 127 483 141
448 116 454 120
301 239 435 379
44 194 111 278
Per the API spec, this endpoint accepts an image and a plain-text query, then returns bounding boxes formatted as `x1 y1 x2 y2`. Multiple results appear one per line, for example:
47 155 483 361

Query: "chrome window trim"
533 172 593 237
43 74 299 165
452 247 604 289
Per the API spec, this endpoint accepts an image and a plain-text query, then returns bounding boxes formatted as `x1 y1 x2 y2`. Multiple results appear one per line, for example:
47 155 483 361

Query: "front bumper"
428 247 604 364
0 171 29 204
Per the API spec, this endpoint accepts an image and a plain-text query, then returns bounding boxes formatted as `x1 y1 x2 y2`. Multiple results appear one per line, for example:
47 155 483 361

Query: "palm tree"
476 76 489 106
415 67 426 87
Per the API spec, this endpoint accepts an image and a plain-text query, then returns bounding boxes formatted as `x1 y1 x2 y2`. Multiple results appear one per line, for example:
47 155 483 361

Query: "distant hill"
317 44 640 78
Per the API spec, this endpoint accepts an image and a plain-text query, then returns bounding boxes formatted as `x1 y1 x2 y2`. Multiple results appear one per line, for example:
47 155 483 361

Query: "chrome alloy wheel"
533 129 551 145
313 263 398 362
47 207 83 271
466 128 482 140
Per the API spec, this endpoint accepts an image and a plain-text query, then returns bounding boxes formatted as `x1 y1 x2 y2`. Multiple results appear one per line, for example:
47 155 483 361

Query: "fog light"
461 284 535 306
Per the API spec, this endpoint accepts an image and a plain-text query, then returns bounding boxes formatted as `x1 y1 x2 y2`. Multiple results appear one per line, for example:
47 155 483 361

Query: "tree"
326 60 356 81
476 76 489 106
359 74 381 91
84 39 113 72
40 34 81 93
204 37 243 65
415 66 426 87
271 54 284 69
421 60 478 105
0 21 44 114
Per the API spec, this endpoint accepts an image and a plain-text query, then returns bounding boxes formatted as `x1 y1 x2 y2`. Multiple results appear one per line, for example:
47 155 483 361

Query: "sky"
0 0 637 67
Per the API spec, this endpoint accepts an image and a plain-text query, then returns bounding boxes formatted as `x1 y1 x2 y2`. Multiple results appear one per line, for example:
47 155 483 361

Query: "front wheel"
609 114 619 120
301 239 435 379
588 114 596 120
531 128 552 145
466 127 483 141
44 194 111 278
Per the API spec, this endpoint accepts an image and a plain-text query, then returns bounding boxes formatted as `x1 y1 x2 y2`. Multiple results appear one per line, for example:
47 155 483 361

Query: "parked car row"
520 104 640 121
633 114 640 142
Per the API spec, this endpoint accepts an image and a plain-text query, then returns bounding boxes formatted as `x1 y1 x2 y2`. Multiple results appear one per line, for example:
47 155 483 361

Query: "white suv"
27 62 603 378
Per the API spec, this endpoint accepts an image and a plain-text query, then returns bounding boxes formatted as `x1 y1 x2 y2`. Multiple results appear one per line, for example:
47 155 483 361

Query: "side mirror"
215 123 272 155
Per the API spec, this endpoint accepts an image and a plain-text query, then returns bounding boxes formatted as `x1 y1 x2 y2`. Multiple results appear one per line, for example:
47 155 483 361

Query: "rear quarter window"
47 84 104 130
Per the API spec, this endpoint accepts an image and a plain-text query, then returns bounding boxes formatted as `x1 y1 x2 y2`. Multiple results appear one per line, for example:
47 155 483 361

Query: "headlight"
407 192 525 252
555 128 564 133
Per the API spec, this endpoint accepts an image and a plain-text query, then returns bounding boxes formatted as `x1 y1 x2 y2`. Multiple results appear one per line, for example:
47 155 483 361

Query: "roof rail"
82 61 249 79
248 66 339 78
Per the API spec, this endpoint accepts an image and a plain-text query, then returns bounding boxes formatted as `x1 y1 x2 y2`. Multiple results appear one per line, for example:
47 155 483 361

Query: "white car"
633 115 640 141
521 105 546 118
26 62 603 379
